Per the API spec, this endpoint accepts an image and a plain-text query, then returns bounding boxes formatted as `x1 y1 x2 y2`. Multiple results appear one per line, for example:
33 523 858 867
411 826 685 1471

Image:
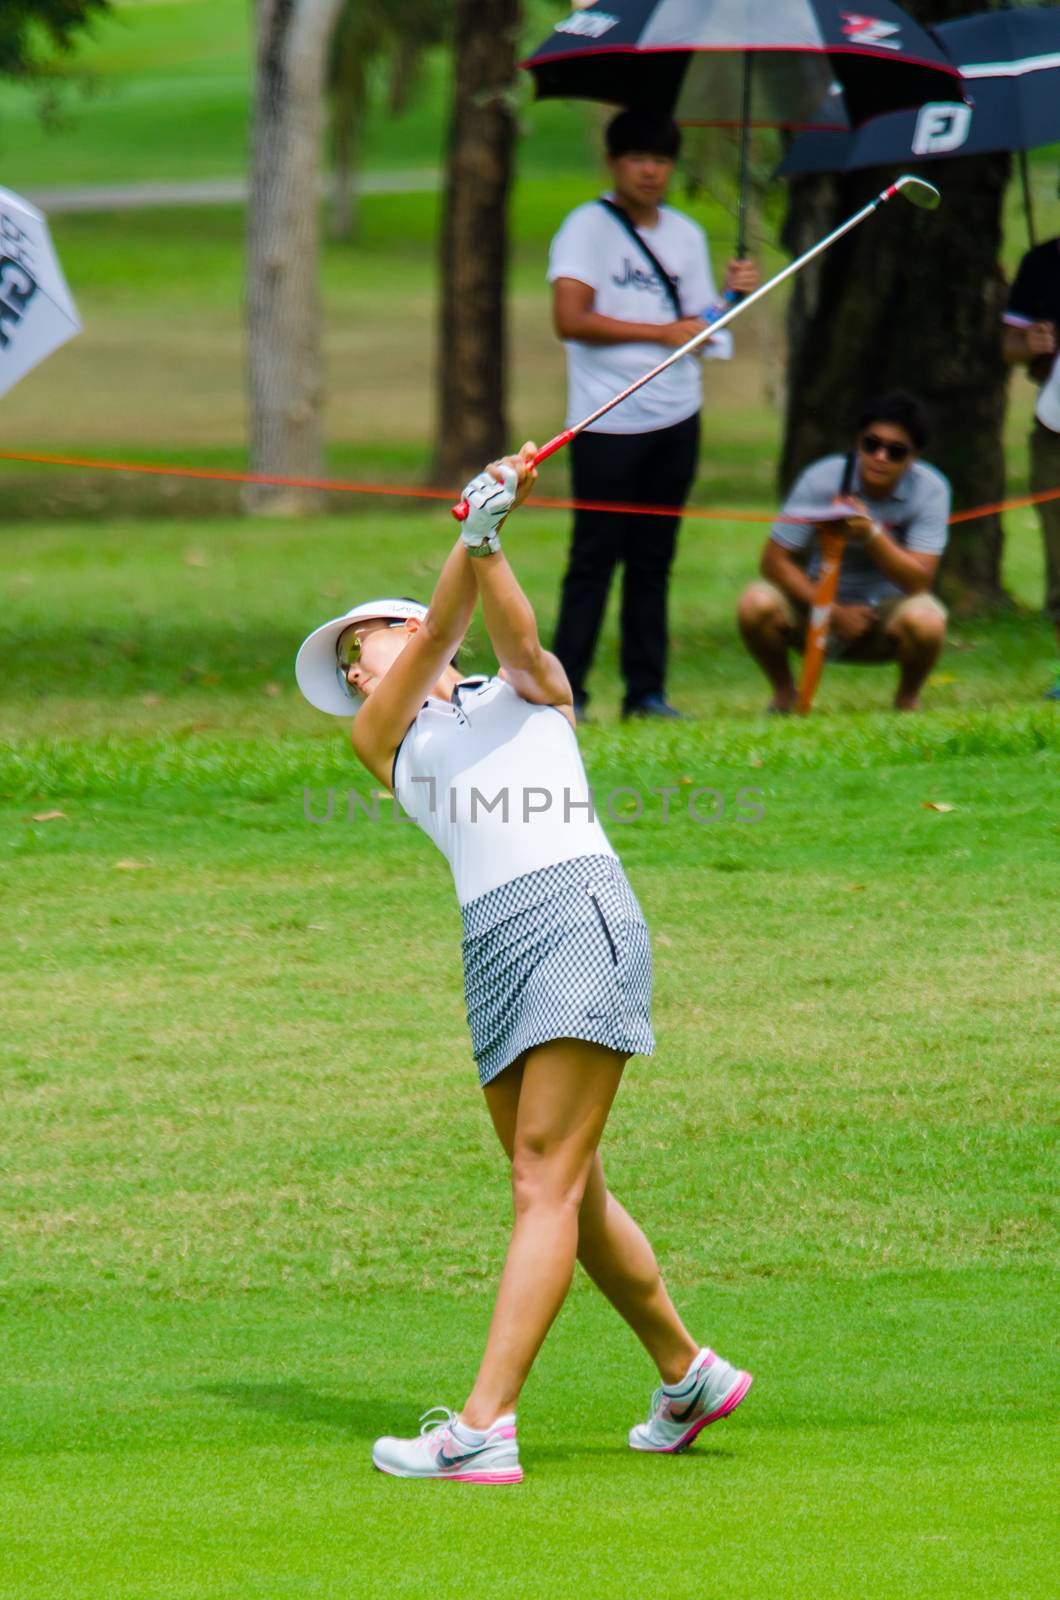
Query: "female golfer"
295 443 751 1483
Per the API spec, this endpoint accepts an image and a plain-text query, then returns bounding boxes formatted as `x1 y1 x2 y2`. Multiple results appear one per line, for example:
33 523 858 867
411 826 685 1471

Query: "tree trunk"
246 0 343 516
388 38 422 118
431 0 520 487
780 0 1011 612
330 58 364 244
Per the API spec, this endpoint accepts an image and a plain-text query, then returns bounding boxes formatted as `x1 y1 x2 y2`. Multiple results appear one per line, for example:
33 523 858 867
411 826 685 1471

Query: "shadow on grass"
526 1443 739 1464
198 1384 744 1460
199 1380 415 1441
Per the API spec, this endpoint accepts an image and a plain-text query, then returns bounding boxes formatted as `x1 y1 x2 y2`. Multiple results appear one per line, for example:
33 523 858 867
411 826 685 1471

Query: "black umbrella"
523 0 963 254
778 4 1060 245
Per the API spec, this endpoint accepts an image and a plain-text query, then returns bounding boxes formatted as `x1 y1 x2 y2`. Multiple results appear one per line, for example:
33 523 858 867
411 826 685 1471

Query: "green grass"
1 505 1058 1597
0 1281 1055 1599
1 11 1059 1591
0 503 1055 738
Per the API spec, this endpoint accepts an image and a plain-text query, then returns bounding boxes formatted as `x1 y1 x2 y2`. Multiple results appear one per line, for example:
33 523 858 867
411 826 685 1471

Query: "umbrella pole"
736 53 753 260
999 2 1037 249
1018 150 1036 249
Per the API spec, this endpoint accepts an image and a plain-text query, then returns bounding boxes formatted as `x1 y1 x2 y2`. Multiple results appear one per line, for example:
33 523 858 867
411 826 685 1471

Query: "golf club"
452 175 941 522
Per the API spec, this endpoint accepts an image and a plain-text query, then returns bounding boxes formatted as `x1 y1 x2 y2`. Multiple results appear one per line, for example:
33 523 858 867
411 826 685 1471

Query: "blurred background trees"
328 0 448 243
247 0 520 507
3 0 1050 612
0 0 110 82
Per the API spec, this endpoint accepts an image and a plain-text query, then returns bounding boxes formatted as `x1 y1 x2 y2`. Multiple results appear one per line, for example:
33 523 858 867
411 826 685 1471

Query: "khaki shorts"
756 582 948 664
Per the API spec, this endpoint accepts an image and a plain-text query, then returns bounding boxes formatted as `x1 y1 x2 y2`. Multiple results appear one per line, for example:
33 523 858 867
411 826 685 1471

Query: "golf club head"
895 175 941 211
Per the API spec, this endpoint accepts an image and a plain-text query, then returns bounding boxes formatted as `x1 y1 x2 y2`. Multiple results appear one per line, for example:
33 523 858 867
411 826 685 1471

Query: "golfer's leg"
888 596 947 709
577 1153 699 1384
484 1069 697 1384
552 432 627 703
619 415 699 704
737 581 798 709
461 1038 625 1429
481 1052 526 1164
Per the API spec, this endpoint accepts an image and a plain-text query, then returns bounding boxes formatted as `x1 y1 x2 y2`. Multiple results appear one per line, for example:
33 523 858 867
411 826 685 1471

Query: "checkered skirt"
460 852 655 1087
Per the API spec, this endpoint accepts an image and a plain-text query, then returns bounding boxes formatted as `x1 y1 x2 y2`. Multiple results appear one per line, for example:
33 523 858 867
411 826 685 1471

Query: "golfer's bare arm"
444 443 576 728
350 539 479 788
553 278 705 348
471 550 576 730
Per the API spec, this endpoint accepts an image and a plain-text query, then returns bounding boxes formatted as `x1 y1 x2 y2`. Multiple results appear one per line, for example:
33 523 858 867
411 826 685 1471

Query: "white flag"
0 185 82 399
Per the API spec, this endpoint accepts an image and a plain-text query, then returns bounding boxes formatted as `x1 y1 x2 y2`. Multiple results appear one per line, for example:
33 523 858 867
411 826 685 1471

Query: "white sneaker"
372 1406 523 1484
628 1348 752 1453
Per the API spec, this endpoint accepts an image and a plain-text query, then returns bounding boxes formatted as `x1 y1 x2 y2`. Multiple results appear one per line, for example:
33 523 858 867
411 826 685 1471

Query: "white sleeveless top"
391 675 618 906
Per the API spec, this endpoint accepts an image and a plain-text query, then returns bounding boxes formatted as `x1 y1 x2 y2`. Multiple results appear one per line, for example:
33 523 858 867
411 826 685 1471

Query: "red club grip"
449 430 575 521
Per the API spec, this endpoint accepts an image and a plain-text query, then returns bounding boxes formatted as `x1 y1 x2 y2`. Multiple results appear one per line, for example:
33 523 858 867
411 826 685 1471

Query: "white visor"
295 597 428 716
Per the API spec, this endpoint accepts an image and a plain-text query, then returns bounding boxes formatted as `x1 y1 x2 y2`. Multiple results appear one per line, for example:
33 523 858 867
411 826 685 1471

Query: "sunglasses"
335 619 406 693
859 432 912 464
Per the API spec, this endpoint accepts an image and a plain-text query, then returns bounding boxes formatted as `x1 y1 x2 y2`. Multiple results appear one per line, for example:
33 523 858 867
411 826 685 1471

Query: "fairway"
2 507 1058 1598
3 2 1060 1592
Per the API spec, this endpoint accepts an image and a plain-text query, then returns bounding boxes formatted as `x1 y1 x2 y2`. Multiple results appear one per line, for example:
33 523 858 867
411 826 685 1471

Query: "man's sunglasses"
859 432 912 463
335 619 406 691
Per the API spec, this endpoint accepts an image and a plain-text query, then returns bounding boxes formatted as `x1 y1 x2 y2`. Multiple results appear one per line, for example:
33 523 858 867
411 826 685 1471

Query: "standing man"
737 392 950 713
1003 235 1060 699
548 109 757 721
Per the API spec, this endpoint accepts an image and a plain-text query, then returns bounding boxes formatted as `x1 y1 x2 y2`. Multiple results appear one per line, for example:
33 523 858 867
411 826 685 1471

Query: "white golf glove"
459 463 518 557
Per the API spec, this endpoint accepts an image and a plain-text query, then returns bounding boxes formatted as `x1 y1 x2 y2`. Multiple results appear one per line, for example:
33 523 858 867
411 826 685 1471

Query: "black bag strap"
597 197 684 319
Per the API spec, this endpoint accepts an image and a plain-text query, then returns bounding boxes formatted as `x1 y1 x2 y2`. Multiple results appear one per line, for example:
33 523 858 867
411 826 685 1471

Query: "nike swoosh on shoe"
668 1371 710 1423
436 1439 491 1471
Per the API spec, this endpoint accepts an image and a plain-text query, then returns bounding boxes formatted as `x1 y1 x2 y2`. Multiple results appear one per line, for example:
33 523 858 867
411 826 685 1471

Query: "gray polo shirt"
771 454 951 606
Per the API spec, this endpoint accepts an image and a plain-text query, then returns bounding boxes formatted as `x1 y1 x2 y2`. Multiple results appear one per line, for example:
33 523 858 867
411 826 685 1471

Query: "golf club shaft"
452 178 921 521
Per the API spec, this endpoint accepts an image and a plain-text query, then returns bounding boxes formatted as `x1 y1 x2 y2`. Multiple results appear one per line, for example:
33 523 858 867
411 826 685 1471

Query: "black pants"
551 413 700 707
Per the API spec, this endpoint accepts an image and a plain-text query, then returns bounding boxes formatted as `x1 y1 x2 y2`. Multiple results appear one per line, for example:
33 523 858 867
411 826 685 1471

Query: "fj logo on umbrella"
913 103 973 157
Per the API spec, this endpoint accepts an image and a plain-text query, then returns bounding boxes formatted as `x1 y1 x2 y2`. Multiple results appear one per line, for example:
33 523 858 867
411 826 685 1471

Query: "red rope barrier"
1 448 1058 529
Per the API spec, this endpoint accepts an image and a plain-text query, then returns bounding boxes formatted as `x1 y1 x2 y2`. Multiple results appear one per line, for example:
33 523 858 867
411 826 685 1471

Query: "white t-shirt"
392 675 618 907
1036 355 1060 432
548 198 731 435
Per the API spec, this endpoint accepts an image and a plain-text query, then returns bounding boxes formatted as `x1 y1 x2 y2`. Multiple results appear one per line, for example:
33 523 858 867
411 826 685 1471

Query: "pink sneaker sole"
664 1369 753 1453
374 1464 524 1485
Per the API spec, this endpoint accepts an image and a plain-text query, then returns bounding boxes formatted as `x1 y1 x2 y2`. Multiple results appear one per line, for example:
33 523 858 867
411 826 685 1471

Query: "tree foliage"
0 0 110 81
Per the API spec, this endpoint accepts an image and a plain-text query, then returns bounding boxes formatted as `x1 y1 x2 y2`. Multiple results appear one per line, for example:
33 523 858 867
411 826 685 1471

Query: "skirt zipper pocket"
587 884 618 966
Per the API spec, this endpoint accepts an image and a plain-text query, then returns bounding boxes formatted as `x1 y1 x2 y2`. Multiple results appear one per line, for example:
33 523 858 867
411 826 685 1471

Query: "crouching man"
738 391 951 712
